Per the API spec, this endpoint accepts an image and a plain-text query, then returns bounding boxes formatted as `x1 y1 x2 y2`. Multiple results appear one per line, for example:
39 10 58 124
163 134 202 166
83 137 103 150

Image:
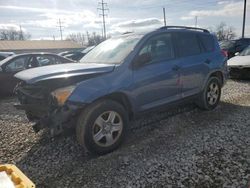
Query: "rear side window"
175 32 201 57
199 34 215 52
35 55 57 66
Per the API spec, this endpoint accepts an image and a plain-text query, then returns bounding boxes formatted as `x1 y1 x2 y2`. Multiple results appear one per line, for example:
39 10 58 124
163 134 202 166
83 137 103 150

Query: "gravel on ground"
0 79 249 188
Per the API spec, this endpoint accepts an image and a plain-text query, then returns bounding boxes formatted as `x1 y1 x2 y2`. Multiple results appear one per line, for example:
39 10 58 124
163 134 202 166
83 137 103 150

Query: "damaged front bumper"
15 101 85 136
15 83 85 136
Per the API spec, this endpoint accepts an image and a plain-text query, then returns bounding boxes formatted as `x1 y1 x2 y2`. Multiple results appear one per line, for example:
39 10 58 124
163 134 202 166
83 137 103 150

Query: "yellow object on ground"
0 164 35 188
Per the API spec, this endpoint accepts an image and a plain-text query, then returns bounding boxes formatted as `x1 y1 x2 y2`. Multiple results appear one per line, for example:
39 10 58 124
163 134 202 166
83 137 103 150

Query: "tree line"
66 31 105 46
0 27 31 40
0 22 237 45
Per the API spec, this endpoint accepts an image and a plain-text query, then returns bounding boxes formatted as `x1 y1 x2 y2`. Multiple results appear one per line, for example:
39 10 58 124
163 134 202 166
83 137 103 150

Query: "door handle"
172 65 180 71
204 59 211 64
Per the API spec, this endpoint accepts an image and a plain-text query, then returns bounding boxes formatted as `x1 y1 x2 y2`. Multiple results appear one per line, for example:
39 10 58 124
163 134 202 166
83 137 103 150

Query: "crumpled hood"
15 63 115 84
228 56 250 67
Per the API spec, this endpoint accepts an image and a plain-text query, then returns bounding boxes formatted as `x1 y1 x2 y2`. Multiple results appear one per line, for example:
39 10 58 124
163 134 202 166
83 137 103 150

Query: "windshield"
219 40 235 49
80 35 142 64
239 46 250 56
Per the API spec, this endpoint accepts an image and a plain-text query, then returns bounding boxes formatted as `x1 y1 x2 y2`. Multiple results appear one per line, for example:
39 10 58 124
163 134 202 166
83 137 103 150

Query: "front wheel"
76 99 128 155
196 77 221 110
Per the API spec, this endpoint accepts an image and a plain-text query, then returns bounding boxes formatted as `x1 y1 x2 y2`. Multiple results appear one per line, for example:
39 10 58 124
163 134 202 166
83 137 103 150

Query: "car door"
0 55 29 94
174 32 210 98
131 33 181 112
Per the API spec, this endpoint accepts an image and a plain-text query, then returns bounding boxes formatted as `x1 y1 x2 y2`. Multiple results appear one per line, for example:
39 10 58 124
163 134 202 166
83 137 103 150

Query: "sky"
0 0 249 40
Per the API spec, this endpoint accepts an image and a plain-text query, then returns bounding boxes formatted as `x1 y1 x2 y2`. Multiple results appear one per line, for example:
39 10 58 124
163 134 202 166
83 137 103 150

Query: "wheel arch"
209 71 224 86
93 92 134 120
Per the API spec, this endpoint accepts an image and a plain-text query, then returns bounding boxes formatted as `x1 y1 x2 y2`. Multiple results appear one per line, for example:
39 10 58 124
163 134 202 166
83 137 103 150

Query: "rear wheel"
196 77 221 110
76 99 128 155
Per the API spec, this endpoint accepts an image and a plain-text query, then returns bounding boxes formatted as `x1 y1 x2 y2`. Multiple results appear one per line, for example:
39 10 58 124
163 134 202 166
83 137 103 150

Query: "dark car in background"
60 46 95 61
0 53 73 94
63 51 85 61
0 52 15 61
220 38 250 59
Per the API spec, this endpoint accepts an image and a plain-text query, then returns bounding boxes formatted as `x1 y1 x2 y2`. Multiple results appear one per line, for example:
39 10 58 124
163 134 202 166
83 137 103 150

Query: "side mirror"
0 66 3 72
235 52 239 56
134 53 152 68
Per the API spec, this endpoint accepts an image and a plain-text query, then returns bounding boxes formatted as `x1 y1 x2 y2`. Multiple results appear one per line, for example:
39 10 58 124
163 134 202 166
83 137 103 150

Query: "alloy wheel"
207 82 219 105
92 111 123 147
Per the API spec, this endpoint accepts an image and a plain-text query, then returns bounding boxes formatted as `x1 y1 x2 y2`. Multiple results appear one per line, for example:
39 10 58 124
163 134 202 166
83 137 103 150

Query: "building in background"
0 40 84 54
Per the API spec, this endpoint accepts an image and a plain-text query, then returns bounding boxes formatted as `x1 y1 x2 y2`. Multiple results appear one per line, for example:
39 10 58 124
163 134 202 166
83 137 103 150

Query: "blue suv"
15 26 228 154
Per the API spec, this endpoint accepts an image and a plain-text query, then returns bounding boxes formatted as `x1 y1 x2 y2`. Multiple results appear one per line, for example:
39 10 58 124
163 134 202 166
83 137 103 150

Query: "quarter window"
199 34 215 52
35 55 57 66
175 33 201 57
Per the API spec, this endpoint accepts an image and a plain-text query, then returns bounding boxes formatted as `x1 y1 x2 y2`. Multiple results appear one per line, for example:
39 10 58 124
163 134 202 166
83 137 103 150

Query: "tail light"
221 50 228 58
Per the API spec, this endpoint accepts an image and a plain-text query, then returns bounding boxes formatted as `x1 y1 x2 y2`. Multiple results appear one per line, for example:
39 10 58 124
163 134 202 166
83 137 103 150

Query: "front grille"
17 85 47 99
16 84 51 107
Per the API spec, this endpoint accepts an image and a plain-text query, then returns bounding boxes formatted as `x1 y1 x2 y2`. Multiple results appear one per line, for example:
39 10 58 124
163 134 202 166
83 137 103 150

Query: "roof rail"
159 26 209 33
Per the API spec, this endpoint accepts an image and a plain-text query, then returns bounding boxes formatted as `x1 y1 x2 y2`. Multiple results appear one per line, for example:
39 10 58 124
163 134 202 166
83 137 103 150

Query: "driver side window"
5 56 27 72
138 33 174 65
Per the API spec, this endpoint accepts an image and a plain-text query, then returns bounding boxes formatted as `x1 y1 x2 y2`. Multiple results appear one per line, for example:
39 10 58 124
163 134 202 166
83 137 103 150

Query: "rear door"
132 32 181 111
174 32 210 98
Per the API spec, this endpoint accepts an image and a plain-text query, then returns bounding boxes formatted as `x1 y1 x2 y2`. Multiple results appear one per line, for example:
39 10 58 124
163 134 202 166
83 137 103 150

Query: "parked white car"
228 45 250 79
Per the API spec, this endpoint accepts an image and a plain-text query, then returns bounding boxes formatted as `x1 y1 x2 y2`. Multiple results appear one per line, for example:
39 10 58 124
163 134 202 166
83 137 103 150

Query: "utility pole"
57 19 64 40
242 0 247 38
195 16 198 28
163 7 166 26
98 0 109 39
19 25 23 40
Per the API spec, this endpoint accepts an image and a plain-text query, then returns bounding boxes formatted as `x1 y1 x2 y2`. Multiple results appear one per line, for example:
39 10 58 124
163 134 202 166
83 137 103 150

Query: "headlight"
51 85 76 106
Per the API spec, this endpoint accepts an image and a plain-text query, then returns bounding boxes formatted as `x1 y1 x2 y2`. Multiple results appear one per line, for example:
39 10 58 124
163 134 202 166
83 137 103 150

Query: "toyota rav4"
14 26 228 154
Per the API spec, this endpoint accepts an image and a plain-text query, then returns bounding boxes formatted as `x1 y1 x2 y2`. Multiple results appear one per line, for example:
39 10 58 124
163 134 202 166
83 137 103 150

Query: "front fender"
67 66 133 104
67 79 110 104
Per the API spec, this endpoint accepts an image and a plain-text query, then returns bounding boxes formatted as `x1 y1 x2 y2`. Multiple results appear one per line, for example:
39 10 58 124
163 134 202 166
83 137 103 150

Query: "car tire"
196 77 221 110
76 99 128 155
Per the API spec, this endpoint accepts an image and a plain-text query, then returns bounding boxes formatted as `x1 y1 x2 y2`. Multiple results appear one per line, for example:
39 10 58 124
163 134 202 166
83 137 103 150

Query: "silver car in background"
228 45 250 79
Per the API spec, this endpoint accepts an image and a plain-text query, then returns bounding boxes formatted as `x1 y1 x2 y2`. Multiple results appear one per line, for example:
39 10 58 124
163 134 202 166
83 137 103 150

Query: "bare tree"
0 27 31 40
66 32 104 47
212 22 236 41
66 32 86 46
88 32 104 46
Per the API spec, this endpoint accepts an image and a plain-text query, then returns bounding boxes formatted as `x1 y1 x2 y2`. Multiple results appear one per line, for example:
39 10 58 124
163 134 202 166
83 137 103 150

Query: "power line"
98 0 109 39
